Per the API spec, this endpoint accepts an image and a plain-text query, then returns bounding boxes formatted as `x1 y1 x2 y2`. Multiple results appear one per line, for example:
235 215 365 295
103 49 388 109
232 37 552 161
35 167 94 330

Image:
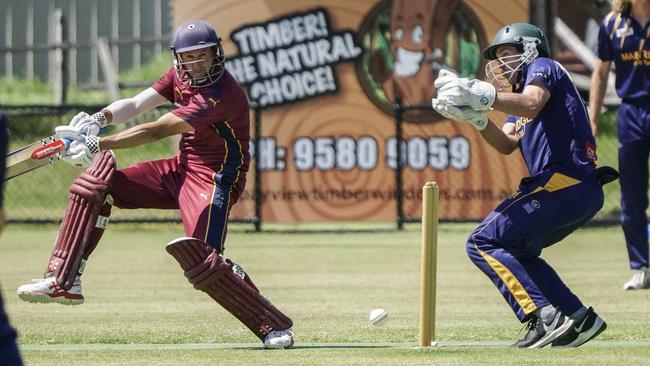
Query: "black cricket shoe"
513 308 574 348
513 316 542 348
551 307 607 348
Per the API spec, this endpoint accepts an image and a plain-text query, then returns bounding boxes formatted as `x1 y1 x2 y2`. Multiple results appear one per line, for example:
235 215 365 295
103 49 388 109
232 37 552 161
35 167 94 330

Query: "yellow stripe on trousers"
471 172 582 315
477 248 538 314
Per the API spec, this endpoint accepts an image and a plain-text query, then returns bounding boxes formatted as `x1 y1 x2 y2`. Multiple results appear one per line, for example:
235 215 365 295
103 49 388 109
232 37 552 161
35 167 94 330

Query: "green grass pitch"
1 223 649 365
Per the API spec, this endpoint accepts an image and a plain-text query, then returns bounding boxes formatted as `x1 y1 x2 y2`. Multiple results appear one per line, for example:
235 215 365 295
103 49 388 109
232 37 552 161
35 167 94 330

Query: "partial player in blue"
590 0 650 290
0 112 23 365
432 23 618 348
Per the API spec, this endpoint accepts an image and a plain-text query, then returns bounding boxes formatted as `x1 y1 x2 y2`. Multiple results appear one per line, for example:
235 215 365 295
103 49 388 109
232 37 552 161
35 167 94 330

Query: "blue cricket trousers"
617 100 650 269
466 167 603 321
0 292 22 366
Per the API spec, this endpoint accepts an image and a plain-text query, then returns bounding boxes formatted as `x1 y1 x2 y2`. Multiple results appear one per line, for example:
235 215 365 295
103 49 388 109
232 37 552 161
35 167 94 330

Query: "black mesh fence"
393 103 621 226
2 104 621 227
3 104 223 224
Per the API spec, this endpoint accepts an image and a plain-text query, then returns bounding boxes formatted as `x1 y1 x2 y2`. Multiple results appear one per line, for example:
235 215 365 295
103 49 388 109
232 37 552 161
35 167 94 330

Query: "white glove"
62 135 101 168
432 98 489 131
55 125 85 141
65 112 108 138
434 71 496 111
434 69 460 88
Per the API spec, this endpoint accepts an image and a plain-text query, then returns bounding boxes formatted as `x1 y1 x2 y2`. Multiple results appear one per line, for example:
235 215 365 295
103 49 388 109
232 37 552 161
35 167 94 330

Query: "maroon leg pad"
47 151 116 290
166 237 293 341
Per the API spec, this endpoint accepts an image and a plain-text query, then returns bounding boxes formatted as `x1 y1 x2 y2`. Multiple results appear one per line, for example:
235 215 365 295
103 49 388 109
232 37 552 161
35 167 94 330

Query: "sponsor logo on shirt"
616 26 634 38
523 199 540 214
514 117 532 141
207 97 221 107
620 50 650 66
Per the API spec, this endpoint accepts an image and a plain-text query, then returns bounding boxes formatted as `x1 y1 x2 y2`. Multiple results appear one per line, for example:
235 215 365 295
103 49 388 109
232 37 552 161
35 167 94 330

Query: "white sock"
537 305 556 324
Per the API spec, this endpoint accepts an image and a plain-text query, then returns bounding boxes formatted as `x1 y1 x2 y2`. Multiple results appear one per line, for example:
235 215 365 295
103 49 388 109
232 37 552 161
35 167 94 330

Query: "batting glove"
434 70 496 111
71 112 108 136
62 135 101 168
432 98 488 131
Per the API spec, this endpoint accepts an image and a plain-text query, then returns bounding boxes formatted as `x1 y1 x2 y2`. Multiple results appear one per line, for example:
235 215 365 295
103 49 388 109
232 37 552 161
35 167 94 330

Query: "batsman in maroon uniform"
16 20 294 349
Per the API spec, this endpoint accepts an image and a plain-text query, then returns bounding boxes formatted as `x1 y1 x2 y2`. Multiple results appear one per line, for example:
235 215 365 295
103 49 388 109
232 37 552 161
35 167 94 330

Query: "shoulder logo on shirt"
585 142 597 166
616 26 634 38
531 72 549 80
175 86 183 98
207 97 221 107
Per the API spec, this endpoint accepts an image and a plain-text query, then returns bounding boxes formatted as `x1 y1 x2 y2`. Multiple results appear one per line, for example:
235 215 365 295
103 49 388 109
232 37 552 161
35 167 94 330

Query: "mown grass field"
1 223 649 365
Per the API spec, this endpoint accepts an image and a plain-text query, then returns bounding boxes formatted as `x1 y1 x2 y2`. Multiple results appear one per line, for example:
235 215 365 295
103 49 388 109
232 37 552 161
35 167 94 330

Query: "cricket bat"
5 136 70 180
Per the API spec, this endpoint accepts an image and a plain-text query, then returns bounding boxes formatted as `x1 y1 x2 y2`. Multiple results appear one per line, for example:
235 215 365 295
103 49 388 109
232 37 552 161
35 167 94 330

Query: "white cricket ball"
369 308 388 325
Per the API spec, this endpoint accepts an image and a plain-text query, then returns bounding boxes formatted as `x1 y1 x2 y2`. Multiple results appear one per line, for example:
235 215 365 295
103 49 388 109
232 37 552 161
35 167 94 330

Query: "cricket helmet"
171 20 225 87
482 23 550 90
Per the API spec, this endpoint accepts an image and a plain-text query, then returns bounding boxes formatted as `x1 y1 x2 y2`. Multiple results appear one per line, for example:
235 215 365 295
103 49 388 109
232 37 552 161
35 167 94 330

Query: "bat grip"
62 138 72 149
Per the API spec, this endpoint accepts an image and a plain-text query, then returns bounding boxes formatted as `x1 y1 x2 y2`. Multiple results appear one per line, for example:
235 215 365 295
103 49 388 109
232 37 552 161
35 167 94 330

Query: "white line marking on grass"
19 340 650 352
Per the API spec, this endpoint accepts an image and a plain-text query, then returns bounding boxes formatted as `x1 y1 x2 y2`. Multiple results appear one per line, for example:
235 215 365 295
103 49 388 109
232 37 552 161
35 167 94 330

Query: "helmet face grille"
484 42 539 91
173 47 226 88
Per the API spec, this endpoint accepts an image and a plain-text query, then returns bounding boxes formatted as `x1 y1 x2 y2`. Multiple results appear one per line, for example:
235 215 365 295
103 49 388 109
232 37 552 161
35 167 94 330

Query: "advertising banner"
173 0 530 221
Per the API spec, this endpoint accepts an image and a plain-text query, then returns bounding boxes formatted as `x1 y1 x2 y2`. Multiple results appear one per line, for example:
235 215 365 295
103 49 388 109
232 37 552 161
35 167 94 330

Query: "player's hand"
435 71 495 111
434 69 461 89
62 135 101 168
67 112 107 137
54 124 85 141
432 98 488 130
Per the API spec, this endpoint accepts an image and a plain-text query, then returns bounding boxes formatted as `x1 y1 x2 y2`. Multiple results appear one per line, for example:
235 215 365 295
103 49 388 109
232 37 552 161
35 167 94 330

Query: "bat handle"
62 138 72 149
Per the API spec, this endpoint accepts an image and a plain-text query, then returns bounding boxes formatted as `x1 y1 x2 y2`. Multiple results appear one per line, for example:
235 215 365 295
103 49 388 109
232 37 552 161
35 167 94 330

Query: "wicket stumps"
419 182 439 347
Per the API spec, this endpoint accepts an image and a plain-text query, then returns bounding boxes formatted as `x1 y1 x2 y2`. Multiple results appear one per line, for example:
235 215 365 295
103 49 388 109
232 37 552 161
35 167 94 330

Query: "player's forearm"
479 122 518 155
103 88 167 124
492 91 544 119
99 121 163 150
588 66 609 127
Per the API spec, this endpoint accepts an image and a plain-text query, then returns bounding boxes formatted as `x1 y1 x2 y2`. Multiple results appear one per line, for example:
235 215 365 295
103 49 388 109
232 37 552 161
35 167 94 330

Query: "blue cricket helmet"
172 20 220 53
171 20 225 87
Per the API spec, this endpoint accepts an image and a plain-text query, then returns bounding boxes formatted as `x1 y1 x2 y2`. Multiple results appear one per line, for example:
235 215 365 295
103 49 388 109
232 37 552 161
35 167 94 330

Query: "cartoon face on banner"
206 0 528 222
356 0 487 122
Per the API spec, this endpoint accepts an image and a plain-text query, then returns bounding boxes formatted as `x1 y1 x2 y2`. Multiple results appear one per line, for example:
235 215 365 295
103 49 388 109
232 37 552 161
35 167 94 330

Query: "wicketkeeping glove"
432 98 488 131
434 70 496 111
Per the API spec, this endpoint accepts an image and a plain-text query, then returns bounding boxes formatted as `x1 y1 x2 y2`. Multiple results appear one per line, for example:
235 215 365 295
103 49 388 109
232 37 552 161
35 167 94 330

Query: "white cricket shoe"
623 268 650 290
263 328 294 349
17 274 84 305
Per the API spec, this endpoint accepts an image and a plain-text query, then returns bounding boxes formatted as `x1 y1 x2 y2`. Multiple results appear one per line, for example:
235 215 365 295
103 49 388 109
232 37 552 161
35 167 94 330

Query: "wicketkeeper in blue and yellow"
431 23 619 348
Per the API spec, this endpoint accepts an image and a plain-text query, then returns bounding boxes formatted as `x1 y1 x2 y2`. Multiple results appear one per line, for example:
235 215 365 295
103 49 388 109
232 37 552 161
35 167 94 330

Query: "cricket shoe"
551 307 606 348
513 307 573 348
623 268 650 290
16 274 84 305
263 328 294 349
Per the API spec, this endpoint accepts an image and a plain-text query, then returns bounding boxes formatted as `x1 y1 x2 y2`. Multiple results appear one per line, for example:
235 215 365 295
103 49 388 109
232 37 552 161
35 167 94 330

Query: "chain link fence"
2 104 622 226
3 104 190 223
392 104 621 226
